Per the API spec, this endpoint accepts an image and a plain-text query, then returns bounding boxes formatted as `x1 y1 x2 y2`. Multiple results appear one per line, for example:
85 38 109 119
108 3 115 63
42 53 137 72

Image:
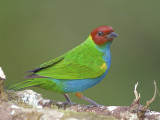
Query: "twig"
142 80 157 111
0 67 7 101
0 67 6 80
134 82 141 100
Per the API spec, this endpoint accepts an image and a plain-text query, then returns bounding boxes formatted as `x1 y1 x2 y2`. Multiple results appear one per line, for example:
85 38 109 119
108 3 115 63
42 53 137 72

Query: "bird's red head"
91 26 118 45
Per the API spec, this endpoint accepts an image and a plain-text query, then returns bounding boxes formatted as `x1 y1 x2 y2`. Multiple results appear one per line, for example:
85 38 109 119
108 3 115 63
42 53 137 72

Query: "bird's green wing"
35 59 107 79
26 37 107 80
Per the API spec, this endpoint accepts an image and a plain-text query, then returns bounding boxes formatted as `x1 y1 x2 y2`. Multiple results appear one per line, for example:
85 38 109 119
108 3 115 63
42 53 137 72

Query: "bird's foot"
61 101 75 109
62 101 74 106
85 104 104 108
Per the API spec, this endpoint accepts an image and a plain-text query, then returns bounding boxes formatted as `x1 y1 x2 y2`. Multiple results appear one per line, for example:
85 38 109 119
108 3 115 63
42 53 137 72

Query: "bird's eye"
98 31 103 36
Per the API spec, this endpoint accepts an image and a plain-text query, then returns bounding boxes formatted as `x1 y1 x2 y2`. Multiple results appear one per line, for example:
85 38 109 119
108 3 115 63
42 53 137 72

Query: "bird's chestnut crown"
90 26 118 45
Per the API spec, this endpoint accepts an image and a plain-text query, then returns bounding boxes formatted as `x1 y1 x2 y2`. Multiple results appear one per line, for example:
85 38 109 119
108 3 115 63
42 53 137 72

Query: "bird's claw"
61 101 76 108
85 104 104 108
62 101 73 105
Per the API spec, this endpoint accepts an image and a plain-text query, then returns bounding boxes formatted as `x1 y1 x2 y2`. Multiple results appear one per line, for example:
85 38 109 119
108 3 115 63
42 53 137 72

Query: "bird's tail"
6 78 60 92
6 79 42 91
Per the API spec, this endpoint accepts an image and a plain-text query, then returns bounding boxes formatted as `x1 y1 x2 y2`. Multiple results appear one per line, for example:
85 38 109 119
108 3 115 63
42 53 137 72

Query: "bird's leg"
63 93 72 104
75 92 99 106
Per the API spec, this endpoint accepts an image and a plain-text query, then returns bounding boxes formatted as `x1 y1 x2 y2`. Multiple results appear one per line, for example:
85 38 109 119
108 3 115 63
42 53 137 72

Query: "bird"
7 26 118 106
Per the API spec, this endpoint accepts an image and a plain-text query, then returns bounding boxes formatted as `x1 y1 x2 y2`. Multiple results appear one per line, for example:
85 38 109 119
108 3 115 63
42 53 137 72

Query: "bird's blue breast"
51 42 112 93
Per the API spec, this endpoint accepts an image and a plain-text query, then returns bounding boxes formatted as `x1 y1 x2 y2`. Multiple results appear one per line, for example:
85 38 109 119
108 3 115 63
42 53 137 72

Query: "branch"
0 67 159 120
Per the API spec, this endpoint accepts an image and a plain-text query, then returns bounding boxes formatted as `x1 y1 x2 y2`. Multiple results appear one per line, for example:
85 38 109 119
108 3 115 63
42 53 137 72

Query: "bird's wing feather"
35 59 107 79
26 38 107 80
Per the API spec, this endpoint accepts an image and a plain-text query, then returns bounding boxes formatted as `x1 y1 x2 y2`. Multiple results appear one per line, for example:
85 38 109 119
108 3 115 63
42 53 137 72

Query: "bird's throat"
95 42 112 53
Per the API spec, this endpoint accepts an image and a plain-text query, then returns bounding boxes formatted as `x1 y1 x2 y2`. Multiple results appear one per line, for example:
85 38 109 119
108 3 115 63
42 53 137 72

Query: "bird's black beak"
107 32 118 39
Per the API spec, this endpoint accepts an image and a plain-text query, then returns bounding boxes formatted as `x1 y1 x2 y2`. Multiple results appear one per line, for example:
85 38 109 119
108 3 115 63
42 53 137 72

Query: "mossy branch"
0 67 159 120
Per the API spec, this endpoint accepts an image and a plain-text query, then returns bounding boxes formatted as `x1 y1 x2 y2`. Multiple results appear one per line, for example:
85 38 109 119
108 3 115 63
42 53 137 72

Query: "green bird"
8 26 118 106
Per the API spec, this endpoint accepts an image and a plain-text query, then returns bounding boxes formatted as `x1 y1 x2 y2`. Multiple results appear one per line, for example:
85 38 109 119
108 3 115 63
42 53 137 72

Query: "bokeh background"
0 0 160 111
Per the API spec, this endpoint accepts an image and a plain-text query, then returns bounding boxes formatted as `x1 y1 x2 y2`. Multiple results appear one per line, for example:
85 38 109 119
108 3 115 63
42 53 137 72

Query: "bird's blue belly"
50 68 109 93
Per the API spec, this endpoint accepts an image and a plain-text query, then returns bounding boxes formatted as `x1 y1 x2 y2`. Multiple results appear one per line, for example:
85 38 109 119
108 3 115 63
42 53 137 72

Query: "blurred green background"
0 0 160 111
